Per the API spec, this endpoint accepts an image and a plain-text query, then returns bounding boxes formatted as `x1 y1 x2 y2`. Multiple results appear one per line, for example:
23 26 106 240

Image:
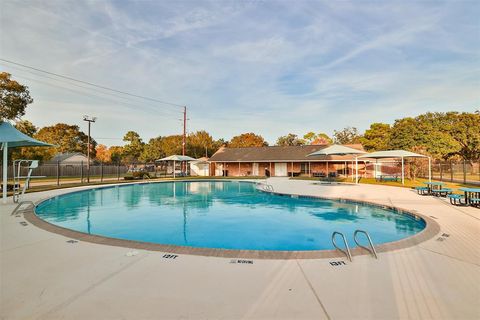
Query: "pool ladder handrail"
353 230 378 259
331 231 352 262
257 182 274 192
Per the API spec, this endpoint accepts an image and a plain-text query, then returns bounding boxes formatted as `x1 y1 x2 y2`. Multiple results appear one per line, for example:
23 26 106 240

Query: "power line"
10 73 181 118
0 58 185 108
4 64 182 116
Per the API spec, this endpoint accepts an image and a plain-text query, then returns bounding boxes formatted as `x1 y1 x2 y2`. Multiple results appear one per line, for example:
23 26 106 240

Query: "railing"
353 230 378 259
331 231 352 262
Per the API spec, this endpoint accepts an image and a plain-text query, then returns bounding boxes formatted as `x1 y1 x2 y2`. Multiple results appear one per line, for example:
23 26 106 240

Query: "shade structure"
307 144 366 181
156 155 197 162
307 144 366 156
1 121 54 203
357 150 431 185
155 155 197 178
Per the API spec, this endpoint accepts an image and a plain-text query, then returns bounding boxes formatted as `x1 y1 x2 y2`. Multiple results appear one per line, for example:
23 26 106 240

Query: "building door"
274 163 288 176
252 163 259 176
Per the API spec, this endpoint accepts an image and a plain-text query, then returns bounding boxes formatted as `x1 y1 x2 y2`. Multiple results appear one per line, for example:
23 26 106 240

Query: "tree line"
2 72 479 165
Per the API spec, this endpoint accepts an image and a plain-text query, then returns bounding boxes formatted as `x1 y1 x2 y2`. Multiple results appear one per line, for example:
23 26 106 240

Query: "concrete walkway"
1 179 479 319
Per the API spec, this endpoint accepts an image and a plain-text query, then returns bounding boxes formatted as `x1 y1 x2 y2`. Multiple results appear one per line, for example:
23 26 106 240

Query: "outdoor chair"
447 194 466 206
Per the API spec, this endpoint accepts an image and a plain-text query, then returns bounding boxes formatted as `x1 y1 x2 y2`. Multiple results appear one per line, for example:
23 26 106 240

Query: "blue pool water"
35 181 425 251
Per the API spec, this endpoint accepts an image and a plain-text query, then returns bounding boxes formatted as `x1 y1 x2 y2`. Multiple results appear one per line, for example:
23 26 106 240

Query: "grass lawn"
291 176 478 193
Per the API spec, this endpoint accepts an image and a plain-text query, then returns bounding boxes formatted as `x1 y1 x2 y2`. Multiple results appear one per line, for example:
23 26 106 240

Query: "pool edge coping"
23 180 441 260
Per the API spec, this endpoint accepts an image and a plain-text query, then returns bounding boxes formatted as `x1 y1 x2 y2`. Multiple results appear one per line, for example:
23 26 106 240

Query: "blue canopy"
1 121 53 203
0 121 53 147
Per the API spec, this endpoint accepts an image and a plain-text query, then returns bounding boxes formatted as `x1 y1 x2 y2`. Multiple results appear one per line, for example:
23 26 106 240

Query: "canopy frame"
356 150 432 185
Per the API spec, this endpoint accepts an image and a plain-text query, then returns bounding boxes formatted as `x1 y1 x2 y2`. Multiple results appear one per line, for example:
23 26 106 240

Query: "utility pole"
83 115 97 183
182 106 187 156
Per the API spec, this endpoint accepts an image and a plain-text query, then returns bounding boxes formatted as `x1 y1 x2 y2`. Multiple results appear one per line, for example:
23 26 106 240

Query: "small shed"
190 157 210 176
49 152 90 164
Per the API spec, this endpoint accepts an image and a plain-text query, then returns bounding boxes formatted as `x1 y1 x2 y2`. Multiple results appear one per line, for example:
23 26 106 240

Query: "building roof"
50 152 88 163
357 150 428 159
209 144 365 162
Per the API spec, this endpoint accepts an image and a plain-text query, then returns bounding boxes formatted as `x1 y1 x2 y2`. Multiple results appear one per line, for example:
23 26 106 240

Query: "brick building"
208 144 375 178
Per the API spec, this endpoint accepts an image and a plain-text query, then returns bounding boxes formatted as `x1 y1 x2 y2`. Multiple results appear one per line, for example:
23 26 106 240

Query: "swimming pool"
35 181 426 251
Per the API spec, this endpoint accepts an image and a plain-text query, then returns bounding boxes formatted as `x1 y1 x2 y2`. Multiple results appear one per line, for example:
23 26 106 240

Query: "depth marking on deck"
162 254 178 259
329 261 347 267
230 259 254 264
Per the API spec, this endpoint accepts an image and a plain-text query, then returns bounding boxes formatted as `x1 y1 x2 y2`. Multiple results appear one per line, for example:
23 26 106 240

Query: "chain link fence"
430 160 480 184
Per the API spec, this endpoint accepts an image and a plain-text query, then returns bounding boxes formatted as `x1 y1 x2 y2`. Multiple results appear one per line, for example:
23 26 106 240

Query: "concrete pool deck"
1 178 479 319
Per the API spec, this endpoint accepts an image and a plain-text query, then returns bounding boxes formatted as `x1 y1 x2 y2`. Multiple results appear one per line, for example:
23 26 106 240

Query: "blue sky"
1 0 479 145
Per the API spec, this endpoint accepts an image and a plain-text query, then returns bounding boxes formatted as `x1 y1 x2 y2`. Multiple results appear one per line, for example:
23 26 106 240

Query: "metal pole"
2 142 7 204
428 157 432 182
355 157 358 184
87 121 90 183
80 161 83 183
463 159 467 184
401 156 405 185
56 160 60 186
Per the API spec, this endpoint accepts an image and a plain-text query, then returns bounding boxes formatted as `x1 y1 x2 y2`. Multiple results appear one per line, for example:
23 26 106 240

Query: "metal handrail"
332 231 352 261
11 201 35 216
354 230 378 259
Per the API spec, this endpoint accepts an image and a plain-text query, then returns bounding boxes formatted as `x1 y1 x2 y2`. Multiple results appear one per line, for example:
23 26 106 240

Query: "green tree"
35 123 95 160
333 127 361 144
122 131 144 163
109 146 124 164
0 72 33 121
12 120 43 160
187 130 220 158
360 123 391 151
276 133 305 146
303 132 332 145
229 133 268 148
140 136 165 162
160 135 183 156
446 112 480 162
389 113 460 161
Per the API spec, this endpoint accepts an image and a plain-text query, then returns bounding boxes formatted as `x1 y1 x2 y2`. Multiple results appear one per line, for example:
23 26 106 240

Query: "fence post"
80 161 83 183
463 159 467 184
101 162 104 182
439 161 443 181
56 161 60 186
450 161 453 182
117 162 120 181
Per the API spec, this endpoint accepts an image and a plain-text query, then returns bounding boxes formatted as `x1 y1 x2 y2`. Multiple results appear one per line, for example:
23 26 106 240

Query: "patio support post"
374 159 378 179
173 160 176 178
238 162 241 176
326 161 329 177
291 162 293 177
269 162 272 176
355 157 358 184
308 162 311 177
428 157 432 182
351 160 354 182
401 156 405 185
2 142 7 204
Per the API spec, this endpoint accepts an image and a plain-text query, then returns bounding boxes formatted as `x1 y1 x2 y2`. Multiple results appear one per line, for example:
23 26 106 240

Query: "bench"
415 186 429 195
377 175 398 182
447 194 465 205
431 188 453 197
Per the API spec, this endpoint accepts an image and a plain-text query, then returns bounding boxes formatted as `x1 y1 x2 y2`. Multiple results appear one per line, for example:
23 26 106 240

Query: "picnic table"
423 181 445 194
458 188 480 206
376 175 398 182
